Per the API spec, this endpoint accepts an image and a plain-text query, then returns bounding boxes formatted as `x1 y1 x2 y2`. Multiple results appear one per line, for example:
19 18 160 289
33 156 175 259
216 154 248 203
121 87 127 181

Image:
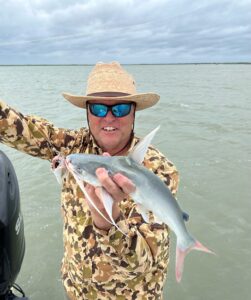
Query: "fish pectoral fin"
52 167 64 185
136 204 150 223
129 126 160 164
69 172 113 226
99 188 114 221
100 188 127 236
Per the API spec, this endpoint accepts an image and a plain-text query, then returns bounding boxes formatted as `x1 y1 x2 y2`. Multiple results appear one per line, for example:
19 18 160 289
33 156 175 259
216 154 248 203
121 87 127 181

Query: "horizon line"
0 62 251 66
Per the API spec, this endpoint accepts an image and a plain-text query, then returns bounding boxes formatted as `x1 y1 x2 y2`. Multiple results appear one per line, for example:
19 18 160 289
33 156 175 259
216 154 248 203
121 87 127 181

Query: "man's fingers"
102 152 111 157
95 186 103 200
96 168 126 201
85 183 103 209
85 183 94 195
112 173 136 194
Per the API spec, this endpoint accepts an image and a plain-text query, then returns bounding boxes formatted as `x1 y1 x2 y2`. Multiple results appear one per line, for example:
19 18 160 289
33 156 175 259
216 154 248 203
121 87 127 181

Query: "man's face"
87 100 135 155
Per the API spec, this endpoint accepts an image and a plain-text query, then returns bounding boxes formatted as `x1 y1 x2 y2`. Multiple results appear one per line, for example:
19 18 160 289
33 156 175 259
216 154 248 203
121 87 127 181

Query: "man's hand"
85 167 135 231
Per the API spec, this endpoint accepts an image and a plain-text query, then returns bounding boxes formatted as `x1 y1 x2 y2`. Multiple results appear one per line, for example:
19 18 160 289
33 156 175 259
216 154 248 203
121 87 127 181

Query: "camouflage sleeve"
93 146 179 279
0 99 86 160
147 146 179 197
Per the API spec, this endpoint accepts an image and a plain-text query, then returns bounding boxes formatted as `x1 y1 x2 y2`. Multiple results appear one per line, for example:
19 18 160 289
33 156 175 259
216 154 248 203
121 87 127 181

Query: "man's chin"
98 137 120 151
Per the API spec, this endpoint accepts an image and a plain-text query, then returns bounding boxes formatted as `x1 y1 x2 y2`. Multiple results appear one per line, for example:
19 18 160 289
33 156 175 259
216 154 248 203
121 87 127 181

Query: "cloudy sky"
0 0 251 64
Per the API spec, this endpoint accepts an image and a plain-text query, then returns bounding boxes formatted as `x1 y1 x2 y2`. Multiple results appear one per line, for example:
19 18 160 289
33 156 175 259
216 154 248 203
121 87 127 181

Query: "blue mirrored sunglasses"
88 102 133 118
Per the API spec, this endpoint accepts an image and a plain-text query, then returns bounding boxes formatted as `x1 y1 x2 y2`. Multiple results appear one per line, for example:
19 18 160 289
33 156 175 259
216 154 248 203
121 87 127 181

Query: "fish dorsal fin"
129 126 160 164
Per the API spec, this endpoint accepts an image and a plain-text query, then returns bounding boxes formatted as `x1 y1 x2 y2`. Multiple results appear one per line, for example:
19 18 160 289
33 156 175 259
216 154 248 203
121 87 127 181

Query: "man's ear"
86 105 90 127
132 103 136 131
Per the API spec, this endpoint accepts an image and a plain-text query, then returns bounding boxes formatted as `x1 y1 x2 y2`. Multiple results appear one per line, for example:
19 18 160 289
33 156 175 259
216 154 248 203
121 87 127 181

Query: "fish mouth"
51 155 65 170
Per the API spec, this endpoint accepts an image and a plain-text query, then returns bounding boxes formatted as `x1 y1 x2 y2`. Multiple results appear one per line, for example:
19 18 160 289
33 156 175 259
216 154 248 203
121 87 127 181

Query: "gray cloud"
0 0 250 64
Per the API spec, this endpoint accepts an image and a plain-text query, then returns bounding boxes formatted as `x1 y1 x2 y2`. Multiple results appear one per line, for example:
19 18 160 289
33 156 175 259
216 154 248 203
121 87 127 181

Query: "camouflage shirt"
0 100 179 300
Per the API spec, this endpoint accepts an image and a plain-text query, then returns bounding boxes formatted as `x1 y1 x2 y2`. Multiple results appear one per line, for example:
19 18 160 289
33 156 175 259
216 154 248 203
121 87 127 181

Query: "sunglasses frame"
87 102 135 118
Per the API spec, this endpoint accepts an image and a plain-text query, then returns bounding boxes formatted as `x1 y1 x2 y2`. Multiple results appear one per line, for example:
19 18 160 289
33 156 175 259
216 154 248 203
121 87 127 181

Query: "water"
0 64 250 300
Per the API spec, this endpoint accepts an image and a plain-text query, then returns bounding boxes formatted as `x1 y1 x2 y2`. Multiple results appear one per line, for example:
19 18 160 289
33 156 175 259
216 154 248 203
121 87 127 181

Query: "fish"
51 127 214 282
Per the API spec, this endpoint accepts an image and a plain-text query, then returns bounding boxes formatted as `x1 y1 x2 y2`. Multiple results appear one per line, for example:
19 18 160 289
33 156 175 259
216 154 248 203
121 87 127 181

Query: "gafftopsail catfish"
52 127 214 282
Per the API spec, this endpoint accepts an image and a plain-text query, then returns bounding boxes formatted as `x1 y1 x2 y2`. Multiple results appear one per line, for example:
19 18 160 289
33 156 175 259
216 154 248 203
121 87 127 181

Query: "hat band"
87 92 131 97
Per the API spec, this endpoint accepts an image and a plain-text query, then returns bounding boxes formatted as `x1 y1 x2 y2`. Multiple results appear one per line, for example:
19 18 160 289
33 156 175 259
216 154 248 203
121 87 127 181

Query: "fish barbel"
52 127 214 282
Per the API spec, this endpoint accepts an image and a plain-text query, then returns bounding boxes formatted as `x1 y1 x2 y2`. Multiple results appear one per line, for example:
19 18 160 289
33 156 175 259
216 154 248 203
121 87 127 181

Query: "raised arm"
0 99 87 160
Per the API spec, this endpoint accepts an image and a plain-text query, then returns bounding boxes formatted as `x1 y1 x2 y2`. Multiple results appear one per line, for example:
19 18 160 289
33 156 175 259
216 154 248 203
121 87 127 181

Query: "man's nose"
104 110 116 120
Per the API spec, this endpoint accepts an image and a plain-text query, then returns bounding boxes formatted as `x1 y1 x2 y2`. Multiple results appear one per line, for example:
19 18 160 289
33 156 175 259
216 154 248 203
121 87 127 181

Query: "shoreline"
0 62 251 66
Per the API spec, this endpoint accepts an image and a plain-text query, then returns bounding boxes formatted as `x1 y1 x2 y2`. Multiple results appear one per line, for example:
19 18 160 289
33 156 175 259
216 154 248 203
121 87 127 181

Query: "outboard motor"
0 150 28 300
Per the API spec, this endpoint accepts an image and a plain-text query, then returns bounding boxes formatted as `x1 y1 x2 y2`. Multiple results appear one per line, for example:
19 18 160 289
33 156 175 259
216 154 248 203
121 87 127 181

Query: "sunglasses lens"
89 104 108 117
112 104 132 117
89 103 132 118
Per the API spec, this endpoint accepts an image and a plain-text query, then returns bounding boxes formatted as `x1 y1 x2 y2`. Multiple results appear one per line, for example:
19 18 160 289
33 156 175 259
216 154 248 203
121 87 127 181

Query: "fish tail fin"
176 239 215 283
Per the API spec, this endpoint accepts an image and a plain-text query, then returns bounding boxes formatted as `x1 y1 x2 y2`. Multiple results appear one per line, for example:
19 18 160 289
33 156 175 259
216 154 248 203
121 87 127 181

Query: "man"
0 62 179 300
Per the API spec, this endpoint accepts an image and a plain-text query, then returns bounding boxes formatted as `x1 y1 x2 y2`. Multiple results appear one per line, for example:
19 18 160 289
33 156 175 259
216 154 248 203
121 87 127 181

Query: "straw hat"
62 62 160 111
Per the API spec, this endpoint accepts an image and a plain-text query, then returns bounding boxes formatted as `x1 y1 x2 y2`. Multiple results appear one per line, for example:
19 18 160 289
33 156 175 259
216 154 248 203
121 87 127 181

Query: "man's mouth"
102 126 117 132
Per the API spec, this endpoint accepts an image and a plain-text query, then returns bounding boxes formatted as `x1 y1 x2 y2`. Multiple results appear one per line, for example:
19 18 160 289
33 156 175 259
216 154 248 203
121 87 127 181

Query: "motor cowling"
0 150 25 296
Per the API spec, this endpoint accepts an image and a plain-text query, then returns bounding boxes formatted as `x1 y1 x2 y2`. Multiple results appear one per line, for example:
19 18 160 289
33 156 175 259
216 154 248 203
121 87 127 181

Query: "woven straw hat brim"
62 92 160 111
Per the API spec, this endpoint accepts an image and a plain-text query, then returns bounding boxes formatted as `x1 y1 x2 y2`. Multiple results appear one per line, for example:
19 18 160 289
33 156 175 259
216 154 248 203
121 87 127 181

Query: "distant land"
0 62 250 66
